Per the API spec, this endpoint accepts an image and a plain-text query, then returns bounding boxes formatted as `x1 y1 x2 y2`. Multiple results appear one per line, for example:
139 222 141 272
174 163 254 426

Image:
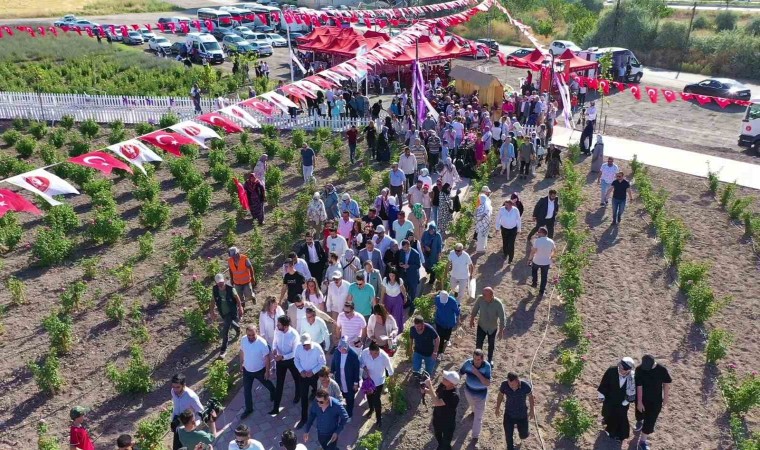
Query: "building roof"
448 65 500 88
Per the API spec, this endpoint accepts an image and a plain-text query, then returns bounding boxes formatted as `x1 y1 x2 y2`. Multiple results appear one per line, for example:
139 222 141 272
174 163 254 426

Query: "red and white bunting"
220 105 261 128
108 139 162 174
140 130 196 156
0 189 42 217
197 113 244 133
170 121 220 147
5 168 79 206
69 151 134 175
240 97 276 117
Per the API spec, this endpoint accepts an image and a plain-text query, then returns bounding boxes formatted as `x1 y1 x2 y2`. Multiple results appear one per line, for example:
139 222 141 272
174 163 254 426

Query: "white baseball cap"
214 273 225 283
443 371 461 385
300 333 313 345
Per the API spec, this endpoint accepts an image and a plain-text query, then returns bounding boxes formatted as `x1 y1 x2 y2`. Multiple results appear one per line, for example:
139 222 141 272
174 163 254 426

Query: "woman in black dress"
597 357 637 442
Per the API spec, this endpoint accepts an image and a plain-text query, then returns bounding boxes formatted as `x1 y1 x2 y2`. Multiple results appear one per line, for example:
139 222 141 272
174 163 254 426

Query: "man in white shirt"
447 243 474 302
586 100 597 129
399 147 418 192
228 424 265 450
392 211 414 241
326 271 351 321
360 342 394 426
282 252 311 279
301 306 330 351
295 333 327 428
597 157 619 207
451 118 465 149
336 302 367 355
528 227 556 298
325 227 348 258
372 225 394 256
239 325 276 419
270 315 302 415
495 199 522 264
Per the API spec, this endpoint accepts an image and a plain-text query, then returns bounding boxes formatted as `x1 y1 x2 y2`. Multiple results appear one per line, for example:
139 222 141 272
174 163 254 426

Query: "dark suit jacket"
330 348 361 392
532 196 559 221
398 248 421 281
298 241 327 265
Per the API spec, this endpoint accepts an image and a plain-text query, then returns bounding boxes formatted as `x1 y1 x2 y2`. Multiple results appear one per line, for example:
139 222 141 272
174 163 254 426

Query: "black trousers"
504 416 530 450
635 401 663 435
342 389 356 418
307 261 325 284
500 226 518 262
435 323 453 354
299 374 319 421
527 218 555 240
475 326 497 363
243 367 275 413
273 358 301 409
531 263 550 295
366 383 384 421
519 160 530 175
220 313 240 354
405 173 415 191
434 424 455 450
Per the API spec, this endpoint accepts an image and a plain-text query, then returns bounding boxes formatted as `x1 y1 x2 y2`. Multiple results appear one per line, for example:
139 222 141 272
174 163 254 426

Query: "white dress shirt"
546 201 555 219
294 344 326 373
273 326 300 360
305 243 319 264
495 206 521 232
360 348 394 386
240 335 270 373
600 163 620 183
326 280 351 313
282 258 312 279
300 316 330 346
259 307 285 347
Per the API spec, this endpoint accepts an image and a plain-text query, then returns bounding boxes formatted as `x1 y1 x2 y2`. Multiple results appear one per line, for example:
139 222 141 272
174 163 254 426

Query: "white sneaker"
219 351 227 359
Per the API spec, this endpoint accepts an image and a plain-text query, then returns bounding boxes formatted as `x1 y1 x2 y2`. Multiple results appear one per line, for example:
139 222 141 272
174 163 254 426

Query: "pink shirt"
338 218 354 240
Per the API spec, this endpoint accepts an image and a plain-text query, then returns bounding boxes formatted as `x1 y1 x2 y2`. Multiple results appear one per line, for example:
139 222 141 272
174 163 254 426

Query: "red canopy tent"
382 35 474 65
557 49 598 72
296 27 390 57
505 48 548 71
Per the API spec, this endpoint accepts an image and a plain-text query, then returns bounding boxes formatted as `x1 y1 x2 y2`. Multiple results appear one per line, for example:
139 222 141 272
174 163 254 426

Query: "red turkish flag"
680 92 695 101
197 113 244 133
713 97 732 109
0 189 41 217
630 85 642 100
599 79 610 95
661 89 676 103
577 77 587 88
68 151 134 174
586 78 599 90
233 178 249 210
696 95 712 105
140 130 196 156
205 20 214 33
364 18 372 27
305 75 334 89
157 22 165 32
280 84 313 101
497 51 507 66
733 100 752 107
131 24 140 31
612 81 626 91
645 86 658 103
284 13 293 24
168 22 176 33
241 97 276 117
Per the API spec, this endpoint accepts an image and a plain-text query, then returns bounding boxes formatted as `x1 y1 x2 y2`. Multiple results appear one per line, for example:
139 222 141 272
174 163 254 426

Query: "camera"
412 370 430 387
200 398 223 423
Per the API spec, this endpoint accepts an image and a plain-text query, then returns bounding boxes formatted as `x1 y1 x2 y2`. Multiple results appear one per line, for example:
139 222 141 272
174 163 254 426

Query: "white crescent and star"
83 155 110 166
156 134 178 146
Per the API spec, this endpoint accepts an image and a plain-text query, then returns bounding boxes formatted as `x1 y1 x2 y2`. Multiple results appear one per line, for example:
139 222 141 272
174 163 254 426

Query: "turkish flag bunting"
577 77 587 88
0 189 42 217
49 26 58 36
5 169 80 206
586 78 599 90
364 18 372 27
733 100 752 107
304 75 334 89
612 81 626 91
630 85 642 100
197 113 244 133
205 20 214 33
233 178 249 210
220 105 261 128
713 97 732 109
599 80 610 95
109 139 163 174
68 151 134 174
131 24 140 31
497 51 507 66
241 97 277 116
645 86 658 103
280 84 314 100
680 92 695 101
168 22 176 33
170 121 221 147
157 23 165 32
140 131 195 156
696 95 712 105
661 89 676 103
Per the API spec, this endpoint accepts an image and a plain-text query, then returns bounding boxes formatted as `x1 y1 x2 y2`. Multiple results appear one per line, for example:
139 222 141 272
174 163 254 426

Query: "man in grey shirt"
468 287 505 367
358 240 384 274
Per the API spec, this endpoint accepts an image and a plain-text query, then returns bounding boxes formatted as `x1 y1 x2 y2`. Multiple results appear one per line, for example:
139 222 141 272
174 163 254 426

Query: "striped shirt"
337 312 366 346
459 359 492 398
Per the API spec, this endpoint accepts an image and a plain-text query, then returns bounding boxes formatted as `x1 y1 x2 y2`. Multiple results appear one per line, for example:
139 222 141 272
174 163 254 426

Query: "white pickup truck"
739 98 760 155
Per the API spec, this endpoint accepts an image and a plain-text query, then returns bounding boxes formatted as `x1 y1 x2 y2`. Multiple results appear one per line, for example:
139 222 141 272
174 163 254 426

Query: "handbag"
452 194 462 212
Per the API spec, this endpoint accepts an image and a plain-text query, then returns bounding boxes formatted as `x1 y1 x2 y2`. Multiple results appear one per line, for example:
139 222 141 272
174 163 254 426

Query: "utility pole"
677 1 698 79
612 0 621 46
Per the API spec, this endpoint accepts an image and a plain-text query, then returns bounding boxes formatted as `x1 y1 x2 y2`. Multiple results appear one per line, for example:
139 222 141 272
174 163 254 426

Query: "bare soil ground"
379 157 758 450
0 123 375 449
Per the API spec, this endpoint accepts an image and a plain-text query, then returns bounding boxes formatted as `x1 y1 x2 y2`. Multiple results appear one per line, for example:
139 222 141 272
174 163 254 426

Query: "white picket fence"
0 91 370 131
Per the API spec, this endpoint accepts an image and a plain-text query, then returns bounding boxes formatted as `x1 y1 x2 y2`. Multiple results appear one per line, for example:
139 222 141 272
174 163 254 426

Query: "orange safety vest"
228 254 252 285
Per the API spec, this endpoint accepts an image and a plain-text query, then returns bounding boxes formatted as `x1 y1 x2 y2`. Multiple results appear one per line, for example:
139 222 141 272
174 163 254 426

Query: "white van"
739 98 760 154
577 47 644 83
185 33 225 64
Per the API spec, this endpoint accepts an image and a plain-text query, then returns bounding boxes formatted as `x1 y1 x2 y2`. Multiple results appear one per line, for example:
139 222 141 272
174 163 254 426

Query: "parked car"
170 41 187 56
234 26 257 40
149 37 172 52
249 42 273 57
253 25 274 33
139 28 157 41
212 27 238 41
267 33 288 47
104 29 123 42
222 35 250 53
53 15 79 26
158 16 192 32
288 32 305 44
476 38 500 54
508 47 532 58
123 30 144 45
549 40 581 55
683 78 752 100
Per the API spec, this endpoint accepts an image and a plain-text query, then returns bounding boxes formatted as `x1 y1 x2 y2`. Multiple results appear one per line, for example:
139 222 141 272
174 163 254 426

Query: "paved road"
601 1 760 11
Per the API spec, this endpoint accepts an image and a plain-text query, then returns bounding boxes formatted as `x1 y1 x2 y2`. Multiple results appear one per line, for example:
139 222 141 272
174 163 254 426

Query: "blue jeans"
600 180 611 204
612 198 627 222
349 143 356 163
430 206 439 226
412 352 437 374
